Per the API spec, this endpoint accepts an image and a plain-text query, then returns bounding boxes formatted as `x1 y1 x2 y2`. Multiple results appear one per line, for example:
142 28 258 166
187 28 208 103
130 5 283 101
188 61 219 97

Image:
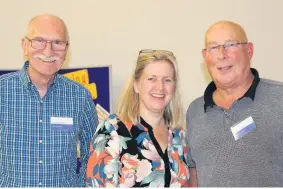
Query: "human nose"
156 80 164 90
216 45 226 60
42 41 54 57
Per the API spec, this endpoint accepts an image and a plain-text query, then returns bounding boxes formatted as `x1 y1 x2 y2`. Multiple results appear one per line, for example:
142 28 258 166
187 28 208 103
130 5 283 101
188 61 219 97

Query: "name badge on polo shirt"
51 117 74 131
230 116 256 140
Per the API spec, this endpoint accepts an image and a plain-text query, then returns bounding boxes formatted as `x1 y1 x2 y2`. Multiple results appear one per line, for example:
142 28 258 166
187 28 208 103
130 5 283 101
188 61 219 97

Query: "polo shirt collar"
204 68 260 112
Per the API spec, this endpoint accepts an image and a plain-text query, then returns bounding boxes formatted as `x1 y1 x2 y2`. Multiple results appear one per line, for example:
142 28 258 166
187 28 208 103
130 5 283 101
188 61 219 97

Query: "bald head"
205 21 248 47
26 14 69 41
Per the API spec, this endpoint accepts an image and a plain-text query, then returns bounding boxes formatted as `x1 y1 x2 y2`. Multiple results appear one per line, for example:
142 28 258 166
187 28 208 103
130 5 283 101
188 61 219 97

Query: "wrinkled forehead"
27 16 68 41
205 22 248 46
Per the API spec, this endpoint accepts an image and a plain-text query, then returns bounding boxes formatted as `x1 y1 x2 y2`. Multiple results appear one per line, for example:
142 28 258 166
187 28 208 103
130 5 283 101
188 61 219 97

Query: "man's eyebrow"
206 41 218 46
206 40 238 46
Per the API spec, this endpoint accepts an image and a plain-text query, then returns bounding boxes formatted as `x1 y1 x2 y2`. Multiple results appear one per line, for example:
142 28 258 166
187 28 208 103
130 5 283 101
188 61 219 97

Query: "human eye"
33 38 45 43
52 40 67 47
224 42 238 49
207 45 219 52
52 40 67 50
147 76 156 82
164 78 172 83
53 40 64 45
52 40 60 45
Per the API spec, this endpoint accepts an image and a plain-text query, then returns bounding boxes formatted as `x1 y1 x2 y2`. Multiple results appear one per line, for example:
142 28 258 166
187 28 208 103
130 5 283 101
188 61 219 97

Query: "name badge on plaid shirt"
51 117 74 131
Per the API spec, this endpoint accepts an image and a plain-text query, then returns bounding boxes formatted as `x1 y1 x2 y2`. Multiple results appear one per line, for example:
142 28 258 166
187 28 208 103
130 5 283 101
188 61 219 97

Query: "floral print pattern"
86 114 190 187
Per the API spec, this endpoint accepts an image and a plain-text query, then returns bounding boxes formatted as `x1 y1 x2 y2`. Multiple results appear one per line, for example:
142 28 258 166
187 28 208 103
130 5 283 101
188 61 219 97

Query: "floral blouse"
86 114 190 187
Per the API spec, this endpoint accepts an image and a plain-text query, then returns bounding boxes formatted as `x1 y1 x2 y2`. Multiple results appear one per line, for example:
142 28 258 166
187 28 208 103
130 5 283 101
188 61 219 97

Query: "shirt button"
40 100 43 103
39 120 43 123
39 140 43 144
39 160 43 163
38 182 42 186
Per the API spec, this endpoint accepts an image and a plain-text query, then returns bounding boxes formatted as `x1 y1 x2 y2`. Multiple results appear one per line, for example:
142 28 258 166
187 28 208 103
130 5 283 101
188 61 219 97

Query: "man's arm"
79 92 98 186
186 106 198 187
189 167 197 187
186 148 198 187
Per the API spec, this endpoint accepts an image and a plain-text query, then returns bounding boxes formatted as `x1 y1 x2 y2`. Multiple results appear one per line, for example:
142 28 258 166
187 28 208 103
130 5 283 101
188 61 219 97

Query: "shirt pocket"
49 115 80 154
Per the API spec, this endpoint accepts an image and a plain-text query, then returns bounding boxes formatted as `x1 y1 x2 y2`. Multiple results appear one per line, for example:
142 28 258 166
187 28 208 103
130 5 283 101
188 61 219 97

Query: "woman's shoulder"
95 113 120 134
95 113 134 135
106 113 121 126
170 127 186 139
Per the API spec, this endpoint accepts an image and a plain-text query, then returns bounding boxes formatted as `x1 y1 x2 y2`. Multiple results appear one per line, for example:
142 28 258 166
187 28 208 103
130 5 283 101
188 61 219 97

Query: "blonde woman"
86 49 190 187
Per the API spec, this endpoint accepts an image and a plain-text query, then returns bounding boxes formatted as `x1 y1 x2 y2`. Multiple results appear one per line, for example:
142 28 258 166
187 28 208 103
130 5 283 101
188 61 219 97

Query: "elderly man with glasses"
0 14 98 187
186 20 283 187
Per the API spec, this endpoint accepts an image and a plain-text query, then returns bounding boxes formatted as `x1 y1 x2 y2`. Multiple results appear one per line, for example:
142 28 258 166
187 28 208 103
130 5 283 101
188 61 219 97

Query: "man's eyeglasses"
25 37 69 51
204 42 248 54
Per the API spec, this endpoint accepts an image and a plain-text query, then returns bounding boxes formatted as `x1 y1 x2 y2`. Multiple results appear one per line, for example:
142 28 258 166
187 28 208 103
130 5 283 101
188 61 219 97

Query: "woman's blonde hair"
117 50 184 129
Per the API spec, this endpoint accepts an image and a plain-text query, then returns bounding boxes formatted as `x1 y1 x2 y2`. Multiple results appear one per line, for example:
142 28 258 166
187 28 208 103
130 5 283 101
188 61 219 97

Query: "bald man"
186 21 283 187
0 14 98 187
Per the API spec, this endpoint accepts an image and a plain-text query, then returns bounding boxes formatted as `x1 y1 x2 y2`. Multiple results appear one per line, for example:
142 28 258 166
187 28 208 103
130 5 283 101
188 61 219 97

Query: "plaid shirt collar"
20 61 59 90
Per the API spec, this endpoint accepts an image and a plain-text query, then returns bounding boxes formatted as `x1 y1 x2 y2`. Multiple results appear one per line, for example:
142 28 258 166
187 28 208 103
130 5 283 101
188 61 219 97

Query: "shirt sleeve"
186 108 196 168
186 148 196 168
78 91 99 186
86 116 121 187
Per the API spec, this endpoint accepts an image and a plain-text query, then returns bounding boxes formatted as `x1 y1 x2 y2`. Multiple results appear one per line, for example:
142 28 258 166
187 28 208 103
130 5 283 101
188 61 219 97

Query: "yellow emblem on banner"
63 69 97 99
63 69 89 84
84 83 98 99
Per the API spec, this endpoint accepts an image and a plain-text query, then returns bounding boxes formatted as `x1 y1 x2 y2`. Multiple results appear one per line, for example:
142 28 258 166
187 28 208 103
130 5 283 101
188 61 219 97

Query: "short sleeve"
86 114 121 187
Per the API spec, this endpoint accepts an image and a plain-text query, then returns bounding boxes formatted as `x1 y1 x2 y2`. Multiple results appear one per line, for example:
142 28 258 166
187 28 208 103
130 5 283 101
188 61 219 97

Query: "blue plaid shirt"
0 62 98 187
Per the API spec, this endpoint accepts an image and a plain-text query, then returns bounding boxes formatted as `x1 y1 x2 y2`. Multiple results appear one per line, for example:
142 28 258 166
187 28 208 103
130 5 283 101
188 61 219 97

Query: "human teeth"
219 66 230 70
152 94 164 98
39 57 56 63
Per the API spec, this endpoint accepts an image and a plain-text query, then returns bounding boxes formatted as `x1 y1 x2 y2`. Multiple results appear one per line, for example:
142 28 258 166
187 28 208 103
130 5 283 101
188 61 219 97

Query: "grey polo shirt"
186 68 283 187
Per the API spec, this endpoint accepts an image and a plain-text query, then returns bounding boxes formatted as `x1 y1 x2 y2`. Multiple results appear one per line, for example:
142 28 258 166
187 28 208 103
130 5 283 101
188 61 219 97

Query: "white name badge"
230 116 256 140
50 117 74 131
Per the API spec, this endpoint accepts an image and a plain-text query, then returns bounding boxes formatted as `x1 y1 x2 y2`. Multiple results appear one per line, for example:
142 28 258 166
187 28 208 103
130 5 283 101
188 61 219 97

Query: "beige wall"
1 0 282 112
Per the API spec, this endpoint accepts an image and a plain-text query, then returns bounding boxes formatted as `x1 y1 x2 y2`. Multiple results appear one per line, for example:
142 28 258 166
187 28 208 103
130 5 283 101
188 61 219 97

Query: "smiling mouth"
151 94 165 98
218 65 232 71
38 57 56 63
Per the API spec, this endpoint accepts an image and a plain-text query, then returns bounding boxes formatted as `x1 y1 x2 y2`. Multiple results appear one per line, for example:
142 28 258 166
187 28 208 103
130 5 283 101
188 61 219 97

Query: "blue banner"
0 66 111 112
